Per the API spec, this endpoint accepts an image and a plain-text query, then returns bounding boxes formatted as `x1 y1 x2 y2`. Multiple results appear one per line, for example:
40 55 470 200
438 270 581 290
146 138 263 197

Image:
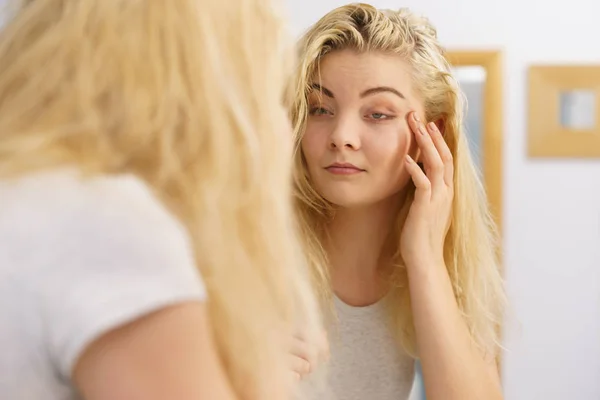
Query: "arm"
407 262 502 400
402 112 502 400
74 302 237 400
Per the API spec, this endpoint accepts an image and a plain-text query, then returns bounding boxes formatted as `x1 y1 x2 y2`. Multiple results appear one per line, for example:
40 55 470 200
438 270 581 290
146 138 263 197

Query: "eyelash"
368 113 395 121
308 106 332 116
308 107 395 120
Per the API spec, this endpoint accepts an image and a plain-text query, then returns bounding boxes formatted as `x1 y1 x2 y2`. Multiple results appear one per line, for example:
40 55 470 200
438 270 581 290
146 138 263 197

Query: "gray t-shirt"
300 295 415 400
0 169 206 400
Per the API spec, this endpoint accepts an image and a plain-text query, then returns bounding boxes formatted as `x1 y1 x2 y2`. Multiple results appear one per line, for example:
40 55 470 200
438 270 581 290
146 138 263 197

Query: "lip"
325 162 365 175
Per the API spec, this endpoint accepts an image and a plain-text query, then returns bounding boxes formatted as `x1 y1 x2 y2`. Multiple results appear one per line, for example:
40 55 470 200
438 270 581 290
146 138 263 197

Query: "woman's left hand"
400 111 454 270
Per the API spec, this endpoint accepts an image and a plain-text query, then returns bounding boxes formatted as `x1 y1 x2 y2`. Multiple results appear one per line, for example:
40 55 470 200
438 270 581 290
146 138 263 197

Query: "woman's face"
301 50 425 208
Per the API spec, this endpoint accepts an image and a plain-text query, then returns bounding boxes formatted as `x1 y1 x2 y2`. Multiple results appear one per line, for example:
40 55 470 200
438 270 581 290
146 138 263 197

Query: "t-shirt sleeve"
31 177 206 380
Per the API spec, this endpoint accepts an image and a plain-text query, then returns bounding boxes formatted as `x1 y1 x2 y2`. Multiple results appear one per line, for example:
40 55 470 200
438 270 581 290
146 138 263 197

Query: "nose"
328 116 361 150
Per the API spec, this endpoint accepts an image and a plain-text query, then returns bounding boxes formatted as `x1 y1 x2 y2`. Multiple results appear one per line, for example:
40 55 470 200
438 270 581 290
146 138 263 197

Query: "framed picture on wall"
528 65 600 158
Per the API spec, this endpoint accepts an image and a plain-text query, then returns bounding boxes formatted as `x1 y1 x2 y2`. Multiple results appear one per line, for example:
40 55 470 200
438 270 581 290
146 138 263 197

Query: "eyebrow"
310 83 334 98
360 86 405 100
310 83 405 100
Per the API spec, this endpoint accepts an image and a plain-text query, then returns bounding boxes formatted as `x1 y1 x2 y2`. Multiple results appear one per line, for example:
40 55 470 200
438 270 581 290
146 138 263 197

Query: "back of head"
291 3 505 359
0 0 320 397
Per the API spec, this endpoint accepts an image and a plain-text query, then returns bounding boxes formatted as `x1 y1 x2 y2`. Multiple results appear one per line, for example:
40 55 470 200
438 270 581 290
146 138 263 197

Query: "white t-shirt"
0 168 206 400
300 295 415 400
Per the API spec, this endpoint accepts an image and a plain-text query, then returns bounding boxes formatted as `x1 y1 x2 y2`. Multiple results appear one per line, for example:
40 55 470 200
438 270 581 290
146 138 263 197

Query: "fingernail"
412 113 420 122
427 122 437 132
419 123 427 135
405 154 414 164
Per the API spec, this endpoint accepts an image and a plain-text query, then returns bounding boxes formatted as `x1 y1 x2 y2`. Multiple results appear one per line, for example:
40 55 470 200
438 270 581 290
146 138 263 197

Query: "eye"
371 113 388 120
366 112 394 121
309 106 332 116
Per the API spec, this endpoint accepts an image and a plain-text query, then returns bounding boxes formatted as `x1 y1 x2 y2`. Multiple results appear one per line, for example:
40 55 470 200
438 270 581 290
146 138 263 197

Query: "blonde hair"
0 0 320 398
291 3 505 359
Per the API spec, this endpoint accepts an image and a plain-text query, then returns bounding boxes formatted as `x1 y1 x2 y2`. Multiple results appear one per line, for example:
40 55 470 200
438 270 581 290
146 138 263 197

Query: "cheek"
366 124 413 166
365 124 415 194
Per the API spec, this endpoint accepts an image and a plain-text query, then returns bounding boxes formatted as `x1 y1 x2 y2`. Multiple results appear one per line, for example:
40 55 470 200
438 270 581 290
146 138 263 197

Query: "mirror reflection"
559 90 596 129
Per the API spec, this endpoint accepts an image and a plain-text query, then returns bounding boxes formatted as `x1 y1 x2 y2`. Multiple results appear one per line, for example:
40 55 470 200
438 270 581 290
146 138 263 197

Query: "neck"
327 193 404 305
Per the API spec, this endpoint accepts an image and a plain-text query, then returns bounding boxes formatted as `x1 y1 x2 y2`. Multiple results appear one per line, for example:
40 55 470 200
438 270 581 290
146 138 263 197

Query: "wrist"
405 257 453 295
405 255 445 271
405 259 448 285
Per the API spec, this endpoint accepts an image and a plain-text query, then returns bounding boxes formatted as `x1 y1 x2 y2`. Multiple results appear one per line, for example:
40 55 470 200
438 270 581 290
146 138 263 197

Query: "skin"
73 303 238 400
299 49 503 399
288 330 329 381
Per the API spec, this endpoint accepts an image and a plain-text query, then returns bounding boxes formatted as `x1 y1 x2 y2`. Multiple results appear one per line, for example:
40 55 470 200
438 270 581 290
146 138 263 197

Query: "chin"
315 179 405 209
318 187 378 209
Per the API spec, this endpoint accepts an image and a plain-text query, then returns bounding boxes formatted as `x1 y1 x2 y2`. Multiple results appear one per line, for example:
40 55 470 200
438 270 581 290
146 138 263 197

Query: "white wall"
286 0 600 399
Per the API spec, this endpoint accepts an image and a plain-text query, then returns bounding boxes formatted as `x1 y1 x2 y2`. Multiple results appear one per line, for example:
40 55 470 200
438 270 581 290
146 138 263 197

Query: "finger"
289 354 311 377
294 330 329 363
290 336 318 371
405 154 431 202
300 329 329 362
288 370 302 384
408 112 444 186
426 121 454 187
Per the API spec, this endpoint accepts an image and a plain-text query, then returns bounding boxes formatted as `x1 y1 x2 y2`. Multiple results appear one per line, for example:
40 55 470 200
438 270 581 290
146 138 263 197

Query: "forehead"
311 49 419 102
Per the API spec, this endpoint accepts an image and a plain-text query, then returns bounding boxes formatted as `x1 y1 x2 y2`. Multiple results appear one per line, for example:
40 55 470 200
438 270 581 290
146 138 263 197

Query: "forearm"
407 262 502 400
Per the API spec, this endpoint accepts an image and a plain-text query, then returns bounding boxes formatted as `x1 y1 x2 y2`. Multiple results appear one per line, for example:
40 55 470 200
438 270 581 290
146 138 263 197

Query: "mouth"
325 162 365 175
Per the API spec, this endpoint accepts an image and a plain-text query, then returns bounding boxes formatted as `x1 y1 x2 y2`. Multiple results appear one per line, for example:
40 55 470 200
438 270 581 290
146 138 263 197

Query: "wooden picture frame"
445 50 504 236
445 50 504 374
528 65 600 158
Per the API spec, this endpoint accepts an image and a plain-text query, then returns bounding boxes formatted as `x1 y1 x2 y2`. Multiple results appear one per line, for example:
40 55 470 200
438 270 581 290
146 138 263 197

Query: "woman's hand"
288 330 329 381
400 112 453 270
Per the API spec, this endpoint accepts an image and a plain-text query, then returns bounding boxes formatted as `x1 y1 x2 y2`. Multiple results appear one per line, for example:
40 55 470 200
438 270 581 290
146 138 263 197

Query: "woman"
0 0 320 399
289 3 506 400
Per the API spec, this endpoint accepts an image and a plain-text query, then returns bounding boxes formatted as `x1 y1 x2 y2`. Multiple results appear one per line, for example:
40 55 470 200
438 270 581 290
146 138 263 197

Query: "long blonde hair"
290 3 505 359
0 0 320 398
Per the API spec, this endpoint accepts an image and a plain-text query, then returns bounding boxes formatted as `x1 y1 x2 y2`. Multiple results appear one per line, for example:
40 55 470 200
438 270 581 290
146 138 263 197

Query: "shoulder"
0 167 184 233
0 168 206 378
0 168 193 268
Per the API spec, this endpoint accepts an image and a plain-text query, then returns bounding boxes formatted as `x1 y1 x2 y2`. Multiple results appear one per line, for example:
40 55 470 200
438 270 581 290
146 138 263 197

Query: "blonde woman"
290 3 506 400
0 0 321 399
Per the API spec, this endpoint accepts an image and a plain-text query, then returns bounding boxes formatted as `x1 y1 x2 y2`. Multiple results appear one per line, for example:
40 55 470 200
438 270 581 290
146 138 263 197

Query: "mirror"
528 65 600 157
559 90 596 129
452 65 487 168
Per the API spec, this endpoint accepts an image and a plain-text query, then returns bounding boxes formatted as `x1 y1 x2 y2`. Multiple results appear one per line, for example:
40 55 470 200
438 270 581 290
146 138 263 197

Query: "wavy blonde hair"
0 0 321 398
290 3 505 359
